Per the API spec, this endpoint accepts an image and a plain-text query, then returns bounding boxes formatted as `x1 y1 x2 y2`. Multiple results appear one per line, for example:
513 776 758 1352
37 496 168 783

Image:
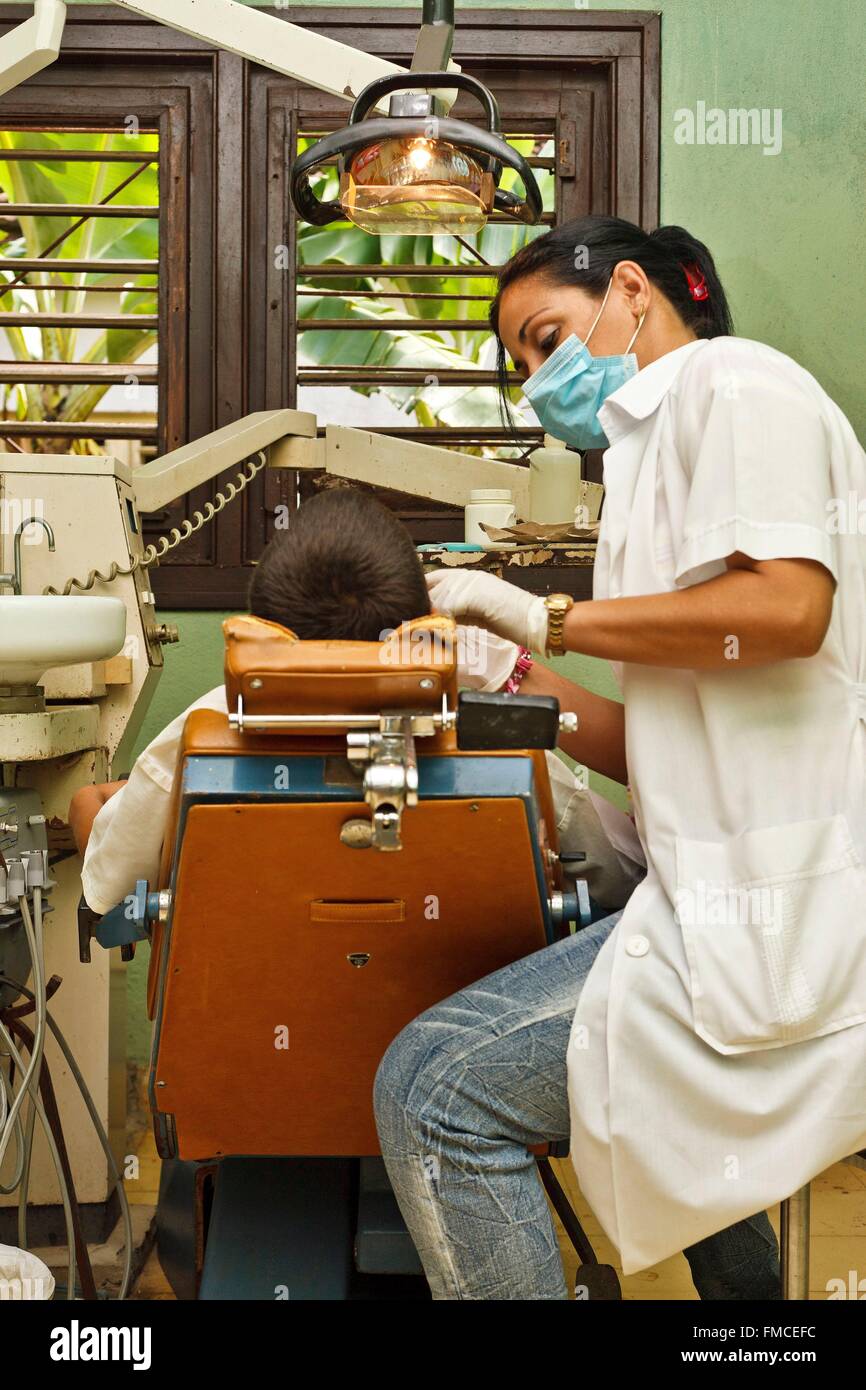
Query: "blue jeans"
374 912 781 1300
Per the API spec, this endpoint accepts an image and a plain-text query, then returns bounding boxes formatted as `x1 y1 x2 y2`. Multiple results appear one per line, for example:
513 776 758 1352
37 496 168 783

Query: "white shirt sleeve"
81 767 171 915
672 342 839 589
81 684 227 915
545 752 646 910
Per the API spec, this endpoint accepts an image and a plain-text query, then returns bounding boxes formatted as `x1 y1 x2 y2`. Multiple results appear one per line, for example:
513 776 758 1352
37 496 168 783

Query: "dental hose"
0 884 132 1299
0 892 46 1183
0 885 79 1298
0 884 129 1300
0 976 133 1300
17 891 44 1252
0 1014 78 1300
5 1009 98 1300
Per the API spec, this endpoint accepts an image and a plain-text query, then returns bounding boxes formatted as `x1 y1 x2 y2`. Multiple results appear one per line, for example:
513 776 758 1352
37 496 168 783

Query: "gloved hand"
427 568 548 653
455 625 521 691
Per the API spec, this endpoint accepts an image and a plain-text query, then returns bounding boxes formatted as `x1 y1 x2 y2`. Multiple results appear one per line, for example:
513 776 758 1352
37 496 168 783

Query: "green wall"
123 0 866 1059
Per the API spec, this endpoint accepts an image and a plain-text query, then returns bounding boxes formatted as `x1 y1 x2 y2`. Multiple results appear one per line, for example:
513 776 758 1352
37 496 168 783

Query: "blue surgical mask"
521 279 646 450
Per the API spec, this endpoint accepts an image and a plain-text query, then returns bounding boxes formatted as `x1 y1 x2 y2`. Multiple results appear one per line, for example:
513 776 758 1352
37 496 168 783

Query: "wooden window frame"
0 5 659 608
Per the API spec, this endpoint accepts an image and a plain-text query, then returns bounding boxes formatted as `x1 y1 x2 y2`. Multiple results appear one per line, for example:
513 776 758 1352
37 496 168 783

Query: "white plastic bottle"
464 488 517 548
528 434 583 524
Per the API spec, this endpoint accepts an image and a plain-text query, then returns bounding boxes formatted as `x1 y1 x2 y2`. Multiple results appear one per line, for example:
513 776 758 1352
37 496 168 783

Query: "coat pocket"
674 816 866 1053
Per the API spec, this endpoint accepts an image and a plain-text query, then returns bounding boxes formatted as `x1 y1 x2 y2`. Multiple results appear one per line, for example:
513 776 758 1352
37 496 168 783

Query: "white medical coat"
567 335 866 1273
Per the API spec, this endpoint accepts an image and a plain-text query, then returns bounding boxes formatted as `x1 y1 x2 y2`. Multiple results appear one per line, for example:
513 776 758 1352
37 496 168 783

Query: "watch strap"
544 593 574 656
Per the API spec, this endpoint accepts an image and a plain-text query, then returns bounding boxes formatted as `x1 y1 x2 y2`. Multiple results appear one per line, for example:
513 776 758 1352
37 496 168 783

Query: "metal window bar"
0 314 158 328
298 264 500 277
0 364 159 384
0 149 157 164
299 369 516 386
0 129 160 448
0 259 158 272
0 203 158 218
2 282 157 292
0 420 158 440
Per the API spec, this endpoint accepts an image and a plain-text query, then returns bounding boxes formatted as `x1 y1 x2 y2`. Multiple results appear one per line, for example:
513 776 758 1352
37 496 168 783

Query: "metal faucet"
0 516 56 595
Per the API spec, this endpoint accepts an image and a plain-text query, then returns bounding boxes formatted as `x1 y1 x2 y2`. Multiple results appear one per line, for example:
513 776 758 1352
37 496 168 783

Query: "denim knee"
685 1212 781 1301
373 1015 441 1145
373 1031 404 1137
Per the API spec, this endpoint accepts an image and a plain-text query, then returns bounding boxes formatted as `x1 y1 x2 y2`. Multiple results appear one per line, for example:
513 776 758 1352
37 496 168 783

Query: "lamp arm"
411 0 455 73
112 0 459 112
0 0 66 100
0 0 461 112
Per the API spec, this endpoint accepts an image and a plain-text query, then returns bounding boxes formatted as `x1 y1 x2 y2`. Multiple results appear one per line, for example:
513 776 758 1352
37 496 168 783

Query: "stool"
780 1149 866 1299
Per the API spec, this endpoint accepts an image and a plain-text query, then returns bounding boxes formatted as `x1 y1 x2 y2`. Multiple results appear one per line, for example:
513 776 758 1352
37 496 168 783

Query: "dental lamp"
290 68 543 235
289 2 543 234
0 2 542 237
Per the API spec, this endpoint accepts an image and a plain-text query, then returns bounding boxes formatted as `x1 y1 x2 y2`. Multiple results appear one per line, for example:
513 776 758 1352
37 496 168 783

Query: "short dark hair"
491 215 733 346
248 486 431 641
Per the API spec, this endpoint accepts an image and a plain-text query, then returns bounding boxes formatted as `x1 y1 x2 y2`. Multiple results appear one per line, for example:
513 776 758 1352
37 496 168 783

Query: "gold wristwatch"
544 593 574 656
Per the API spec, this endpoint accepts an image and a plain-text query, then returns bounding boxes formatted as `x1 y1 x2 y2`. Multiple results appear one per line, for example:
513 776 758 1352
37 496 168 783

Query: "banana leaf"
0 130 158 449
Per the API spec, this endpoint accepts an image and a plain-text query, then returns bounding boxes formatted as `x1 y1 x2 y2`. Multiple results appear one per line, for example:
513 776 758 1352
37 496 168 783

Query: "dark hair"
248 486 431 641
490 215 733 426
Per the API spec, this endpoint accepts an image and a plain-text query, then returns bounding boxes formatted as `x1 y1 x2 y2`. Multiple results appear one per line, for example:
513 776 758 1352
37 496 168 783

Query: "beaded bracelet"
503 646 534 694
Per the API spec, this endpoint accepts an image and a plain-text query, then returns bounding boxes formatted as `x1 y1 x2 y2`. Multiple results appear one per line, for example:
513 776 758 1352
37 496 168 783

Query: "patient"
72 485 644 915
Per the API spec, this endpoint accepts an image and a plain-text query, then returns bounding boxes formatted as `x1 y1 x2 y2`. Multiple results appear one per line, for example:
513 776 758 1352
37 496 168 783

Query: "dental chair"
81 613 614 1300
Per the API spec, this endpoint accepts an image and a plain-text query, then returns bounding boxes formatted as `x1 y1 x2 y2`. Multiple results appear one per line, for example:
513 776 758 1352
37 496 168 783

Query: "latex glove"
427 568 548 653
456 624 521 691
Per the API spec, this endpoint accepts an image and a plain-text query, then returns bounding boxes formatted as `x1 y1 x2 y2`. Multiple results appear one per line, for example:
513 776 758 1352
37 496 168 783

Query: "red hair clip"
681 262 709 302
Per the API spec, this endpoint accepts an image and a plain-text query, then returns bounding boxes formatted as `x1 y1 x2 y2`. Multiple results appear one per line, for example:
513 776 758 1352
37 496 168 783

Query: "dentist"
374 215 866 1297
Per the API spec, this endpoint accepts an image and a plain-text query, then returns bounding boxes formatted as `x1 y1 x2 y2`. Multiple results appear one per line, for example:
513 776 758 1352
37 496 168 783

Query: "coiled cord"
43 450 267 596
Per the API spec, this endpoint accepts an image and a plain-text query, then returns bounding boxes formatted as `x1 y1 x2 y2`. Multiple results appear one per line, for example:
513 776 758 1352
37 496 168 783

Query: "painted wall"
88 0 865 1057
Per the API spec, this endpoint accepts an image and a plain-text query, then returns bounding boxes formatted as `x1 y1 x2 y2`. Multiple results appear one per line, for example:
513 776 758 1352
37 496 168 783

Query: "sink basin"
0 596 127 686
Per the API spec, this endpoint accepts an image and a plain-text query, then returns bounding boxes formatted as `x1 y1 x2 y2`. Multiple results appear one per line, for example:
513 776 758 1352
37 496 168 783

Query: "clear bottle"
528 434 582 524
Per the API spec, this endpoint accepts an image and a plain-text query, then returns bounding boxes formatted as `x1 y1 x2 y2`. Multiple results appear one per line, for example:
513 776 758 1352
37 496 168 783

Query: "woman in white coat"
373 215 866 1298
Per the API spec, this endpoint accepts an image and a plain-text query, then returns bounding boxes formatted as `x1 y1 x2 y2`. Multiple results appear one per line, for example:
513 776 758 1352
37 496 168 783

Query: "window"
0 6 659 607
0 128 159 458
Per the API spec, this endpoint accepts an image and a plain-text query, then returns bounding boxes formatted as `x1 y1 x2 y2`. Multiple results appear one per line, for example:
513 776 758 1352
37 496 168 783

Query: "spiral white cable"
43 451 268 596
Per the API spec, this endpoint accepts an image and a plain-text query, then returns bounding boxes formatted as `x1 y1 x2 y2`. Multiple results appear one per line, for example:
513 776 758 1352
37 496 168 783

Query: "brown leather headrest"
223 613 458 719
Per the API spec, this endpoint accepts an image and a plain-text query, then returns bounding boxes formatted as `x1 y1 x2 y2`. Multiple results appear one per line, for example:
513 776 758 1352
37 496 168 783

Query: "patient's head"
248 486 431 641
